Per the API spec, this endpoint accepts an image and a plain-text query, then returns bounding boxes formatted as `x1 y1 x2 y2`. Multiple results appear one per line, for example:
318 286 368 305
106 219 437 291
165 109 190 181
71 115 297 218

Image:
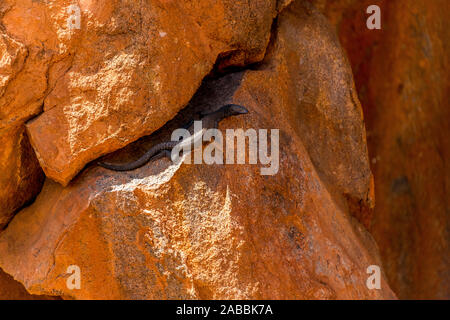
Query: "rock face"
20 0 289 186
366 0 449 300
0 268 58 300
0 0 291 226
0 2 47 228
0 2 396 299
315 0 450 299
0 125 44 229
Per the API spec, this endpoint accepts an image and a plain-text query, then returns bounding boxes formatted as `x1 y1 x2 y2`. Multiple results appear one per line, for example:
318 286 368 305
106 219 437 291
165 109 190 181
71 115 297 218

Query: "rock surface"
315 0 450 299
0 0 290 226
17 0 290 186
364 0 449 300
0 124 44 229
0 2 395 299
0 268 58 300
0 2 48 228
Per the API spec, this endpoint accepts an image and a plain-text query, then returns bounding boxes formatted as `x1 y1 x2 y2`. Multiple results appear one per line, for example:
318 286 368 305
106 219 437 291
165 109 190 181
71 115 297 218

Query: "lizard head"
222 104 249 116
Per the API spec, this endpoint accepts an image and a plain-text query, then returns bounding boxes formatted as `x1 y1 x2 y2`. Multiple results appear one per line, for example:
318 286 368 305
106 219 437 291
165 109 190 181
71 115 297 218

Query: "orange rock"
365 0 449 300
0 0 60 227
0 268 59 300
17 0 291 186
0 125 44 229
315 0 450 299
0 2 395 299
0 0 291 225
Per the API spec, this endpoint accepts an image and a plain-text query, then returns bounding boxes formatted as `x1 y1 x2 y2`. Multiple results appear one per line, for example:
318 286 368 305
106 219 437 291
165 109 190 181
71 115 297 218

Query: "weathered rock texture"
0 268 58 300
314 0 450 299
0 124 44 229
0 1 396 299
0 0 292 226
0 2 46 228
21 0 290 186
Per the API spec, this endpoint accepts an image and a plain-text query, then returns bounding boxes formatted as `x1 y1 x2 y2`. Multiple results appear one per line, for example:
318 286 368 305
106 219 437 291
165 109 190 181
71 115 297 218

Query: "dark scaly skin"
98 104 248 171
98 141 179 171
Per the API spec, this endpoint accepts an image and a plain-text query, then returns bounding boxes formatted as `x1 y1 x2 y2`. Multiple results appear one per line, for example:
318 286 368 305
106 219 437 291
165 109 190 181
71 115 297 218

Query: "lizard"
98 104 248 171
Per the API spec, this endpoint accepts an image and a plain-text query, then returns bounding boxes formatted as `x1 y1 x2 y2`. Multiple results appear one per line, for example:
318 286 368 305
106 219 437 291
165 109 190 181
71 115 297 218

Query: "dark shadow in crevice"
0 267 61 300
207 16 280 78
90 13 282 171
96 71 245 166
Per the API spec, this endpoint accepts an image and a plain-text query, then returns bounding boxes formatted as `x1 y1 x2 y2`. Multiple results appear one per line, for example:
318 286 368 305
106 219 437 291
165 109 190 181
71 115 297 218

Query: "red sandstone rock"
315 0 450 299
0 1 55 227
0 0 291 226
0 2 395 299
0 125 44 229
18 0 291 186
0 268 58 300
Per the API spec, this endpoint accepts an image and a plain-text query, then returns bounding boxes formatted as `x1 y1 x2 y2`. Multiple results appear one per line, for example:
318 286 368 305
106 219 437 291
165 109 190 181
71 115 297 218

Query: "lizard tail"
98 141 179 171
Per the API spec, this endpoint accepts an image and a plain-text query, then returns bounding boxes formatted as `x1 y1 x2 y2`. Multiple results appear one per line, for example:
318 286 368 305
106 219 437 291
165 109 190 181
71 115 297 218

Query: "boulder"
0 1 395 299
21 0 291 186
0 268 58 300
0 1 57 227
0 0 291 226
